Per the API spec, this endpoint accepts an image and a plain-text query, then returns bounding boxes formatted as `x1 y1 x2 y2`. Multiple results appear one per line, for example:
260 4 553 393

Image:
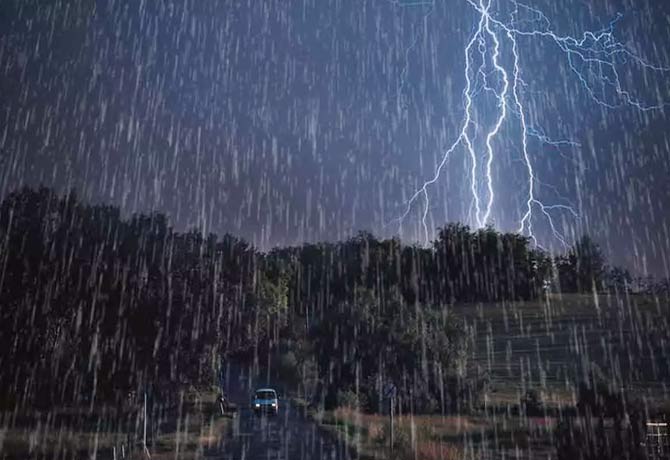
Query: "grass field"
318 407 469 460
317 407 558 460
453 293 670 407
0 388 231 460
315 293 670 460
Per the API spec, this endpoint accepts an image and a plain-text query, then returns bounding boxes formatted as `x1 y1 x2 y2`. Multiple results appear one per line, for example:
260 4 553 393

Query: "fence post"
389 395 394 454
143 391 151 458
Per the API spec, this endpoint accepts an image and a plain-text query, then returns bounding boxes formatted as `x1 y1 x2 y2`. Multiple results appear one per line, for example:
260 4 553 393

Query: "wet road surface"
209 401 353 460
206 366 354 460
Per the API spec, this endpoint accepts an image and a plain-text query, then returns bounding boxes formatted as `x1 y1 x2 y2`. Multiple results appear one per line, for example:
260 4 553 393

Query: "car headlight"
271 402 277 407
255 403 260 408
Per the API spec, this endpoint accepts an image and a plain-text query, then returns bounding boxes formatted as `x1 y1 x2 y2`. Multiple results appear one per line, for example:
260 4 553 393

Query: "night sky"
1 0 669 276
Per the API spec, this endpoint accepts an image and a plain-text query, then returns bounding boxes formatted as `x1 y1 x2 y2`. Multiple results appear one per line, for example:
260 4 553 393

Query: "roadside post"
383 383 397 454
143 390 151 458
645 420 669 459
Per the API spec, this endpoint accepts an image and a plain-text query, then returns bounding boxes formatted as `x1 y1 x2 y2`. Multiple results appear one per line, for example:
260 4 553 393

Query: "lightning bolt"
396 0 669 246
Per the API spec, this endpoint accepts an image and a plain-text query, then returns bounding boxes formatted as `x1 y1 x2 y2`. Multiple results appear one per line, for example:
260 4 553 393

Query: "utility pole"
383 383 396 455
143 391 147 448
389 394 394 453
143 391 151 458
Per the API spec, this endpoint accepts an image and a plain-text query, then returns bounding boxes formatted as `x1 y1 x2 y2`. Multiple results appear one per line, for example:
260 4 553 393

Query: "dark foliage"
556 235 606 293
554 372 647 460
0 187 626 412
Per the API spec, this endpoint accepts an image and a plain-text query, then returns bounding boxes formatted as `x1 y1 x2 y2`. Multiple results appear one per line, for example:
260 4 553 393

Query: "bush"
554 417 646 460
276 351 300 389
377 423 412 459
521 389 543 416
415 441 462 460
414 390 439 414
337 389 367 410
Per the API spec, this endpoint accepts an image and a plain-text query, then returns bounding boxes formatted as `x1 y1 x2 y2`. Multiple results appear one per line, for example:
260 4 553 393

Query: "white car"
252 388 278 415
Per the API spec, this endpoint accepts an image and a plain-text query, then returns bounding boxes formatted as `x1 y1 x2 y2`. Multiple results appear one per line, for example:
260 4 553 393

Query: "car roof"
255 388 277 393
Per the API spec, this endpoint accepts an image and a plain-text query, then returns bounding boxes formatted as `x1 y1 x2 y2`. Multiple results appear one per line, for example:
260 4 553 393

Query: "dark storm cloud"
0 0 669 274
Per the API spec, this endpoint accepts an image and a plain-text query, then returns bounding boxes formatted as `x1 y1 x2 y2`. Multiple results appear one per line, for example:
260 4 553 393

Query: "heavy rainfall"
0 0 669 459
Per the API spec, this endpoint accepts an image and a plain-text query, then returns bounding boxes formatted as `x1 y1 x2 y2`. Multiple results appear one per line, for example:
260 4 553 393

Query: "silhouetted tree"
0 187 621 414
557 235 606 293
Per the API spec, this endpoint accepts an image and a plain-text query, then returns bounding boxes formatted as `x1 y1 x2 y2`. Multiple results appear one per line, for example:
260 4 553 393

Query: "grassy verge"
145 389 232 460
313 407 483 460
0 388 232 460
310 406 561 460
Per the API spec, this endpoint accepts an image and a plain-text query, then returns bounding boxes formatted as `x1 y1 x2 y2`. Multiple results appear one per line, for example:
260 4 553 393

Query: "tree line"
0 187 659 413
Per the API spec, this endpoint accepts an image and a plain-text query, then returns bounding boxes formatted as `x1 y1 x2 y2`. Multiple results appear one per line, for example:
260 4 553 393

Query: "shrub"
522 389 544 416
276 351 300 389
415 441 462 460
554 417 646 460
337 389 367 410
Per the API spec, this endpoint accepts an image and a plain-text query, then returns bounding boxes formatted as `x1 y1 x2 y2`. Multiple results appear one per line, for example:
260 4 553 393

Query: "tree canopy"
0 187 634 412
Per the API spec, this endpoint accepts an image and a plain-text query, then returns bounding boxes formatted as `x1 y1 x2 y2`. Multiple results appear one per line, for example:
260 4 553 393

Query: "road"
207 402 353 460
205 365 355 460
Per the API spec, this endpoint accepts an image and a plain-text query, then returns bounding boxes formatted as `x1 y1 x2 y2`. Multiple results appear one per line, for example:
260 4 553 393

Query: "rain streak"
0 1 669 459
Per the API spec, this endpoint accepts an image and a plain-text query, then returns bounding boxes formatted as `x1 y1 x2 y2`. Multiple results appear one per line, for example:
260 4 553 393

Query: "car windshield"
255 390 276 400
